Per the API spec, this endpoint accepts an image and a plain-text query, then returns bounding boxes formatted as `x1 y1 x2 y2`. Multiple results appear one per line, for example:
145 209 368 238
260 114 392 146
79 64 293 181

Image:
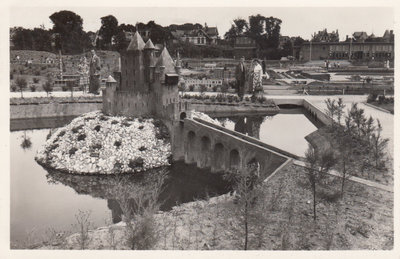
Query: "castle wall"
120 51 146 93
103 88 155 117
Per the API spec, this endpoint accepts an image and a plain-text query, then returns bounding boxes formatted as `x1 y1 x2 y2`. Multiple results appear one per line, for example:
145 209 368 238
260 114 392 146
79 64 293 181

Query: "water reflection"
20 131 32 150
217 116 267 140
214 108 322 157
44 162 231 224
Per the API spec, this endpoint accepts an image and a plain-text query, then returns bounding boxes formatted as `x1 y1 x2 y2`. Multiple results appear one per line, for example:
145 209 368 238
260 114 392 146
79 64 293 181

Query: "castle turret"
144 39 156 84
122 32 146 92
156 47 175 83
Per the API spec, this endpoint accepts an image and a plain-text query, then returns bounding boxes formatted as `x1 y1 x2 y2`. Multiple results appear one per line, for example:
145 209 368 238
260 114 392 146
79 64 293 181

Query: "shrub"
77 134 86 141
216 93 225 102
212 85 218 92
128 157 144 169
178 84 186 92
84 117 95 122
189 85 195 91
199 84 207 94
72 125 84 133
378 95 385 104
244 96 250 102
114 140 122 148
155 124 170 140
227 95 233 103
43 81 53 96
111 120 118 125
153 119 162 128
94 125 101 132
62 85 68 91
250 95 257 103
99 115 108 121
221 83 229 94
367 93 377 103
210 96 216 102
48 143 59 152
257 96 267 103
33 77 40 84
138 125 144 130
139 146 147 152
58 130 66 137
30 85 37 92
91 143 102 150
11 85 17 92
113 161 123 172
69 147 78 156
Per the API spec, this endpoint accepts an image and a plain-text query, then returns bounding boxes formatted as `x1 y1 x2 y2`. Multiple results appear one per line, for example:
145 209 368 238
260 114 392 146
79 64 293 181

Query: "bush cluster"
128 157 144 169
69 147 78 156
77 133 86 141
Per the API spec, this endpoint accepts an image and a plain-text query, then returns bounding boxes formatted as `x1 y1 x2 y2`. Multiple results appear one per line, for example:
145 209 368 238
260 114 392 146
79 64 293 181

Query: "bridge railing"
191 117 299 159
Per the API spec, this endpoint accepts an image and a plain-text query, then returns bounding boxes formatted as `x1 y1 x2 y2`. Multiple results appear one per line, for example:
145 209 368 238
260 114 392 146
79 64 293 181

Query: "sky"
9 6 395 41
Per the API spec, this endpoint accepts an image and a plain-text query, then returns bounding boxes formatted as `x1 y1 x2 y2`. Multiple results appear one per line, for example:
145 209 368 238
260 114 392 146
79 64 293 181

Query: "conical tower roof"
156 47 175 73
106 75 117 83
127 31 145 51
144 39 155 49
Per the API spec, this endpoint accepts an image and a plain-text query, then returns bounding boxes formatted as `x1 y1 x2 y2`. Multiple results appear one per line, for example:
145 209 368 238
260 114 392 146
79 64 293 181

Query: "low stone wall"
302 99 334 126
10 102 102 120
188 103 279 117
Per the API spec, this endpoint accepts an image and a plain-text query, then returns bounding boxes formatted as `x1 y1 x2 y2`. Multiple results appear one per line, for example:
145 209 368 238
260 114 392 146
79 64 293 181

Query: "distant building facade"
184 78 223 89
233 36 257 59
171 24 219 46
312 28 339 42
300 30 394 61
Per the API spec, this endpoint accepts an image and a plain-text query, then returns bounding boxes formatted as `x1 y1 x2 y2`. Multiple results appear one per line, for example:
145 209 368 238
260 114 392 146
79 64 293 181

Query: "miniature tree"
305 144 336 221
370 119 389 168
15 77 27 98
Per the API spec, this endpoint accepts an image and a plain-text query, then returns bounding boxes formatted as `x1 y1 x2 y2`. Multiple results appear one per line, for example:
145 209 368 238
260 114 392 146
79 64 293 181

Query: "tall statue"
235 57 246 99
89 49 101 94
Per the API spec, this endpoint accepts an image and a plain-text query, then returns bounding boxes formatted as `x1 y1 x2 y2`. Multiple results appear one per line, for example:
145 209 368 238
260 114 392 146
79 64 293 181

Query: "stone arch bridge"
172 117 296 179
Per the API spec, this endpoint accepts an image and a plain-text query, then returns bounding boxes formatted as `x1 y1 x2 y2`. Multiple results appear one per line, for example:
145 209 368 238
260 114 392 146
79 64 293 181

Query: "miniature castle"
102 32 187 121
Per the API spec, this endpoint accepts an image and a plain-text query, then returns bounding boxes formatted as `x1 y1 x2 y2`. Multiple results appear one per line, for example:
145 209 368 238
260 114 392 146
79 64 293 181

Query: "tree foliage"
99 15 119 50
49 10 91 54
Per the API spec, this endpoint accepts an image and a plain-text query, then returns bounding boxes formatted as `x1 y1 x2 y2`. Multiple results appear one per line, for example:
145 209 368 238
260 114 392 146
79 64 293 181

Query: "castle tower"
156 47 176 83
144 39 156 84
121 31 146 92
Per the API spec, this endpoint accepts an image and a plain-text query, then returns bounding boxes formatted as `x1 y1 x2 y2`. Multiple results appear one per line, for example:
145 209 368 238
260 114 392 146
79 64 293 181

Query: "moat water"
10 108 321 247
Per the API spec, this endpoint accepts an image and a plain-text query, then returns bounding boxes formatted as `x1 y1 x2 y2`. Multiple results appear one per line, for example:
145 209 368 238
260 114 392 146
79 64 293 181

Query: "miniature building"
102 32 186 121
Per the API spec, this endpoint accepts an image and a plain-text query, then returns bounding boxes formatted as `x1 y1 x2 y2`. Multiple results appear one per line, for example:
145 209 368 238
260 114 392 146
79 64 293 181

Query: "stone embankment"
35 111 171 174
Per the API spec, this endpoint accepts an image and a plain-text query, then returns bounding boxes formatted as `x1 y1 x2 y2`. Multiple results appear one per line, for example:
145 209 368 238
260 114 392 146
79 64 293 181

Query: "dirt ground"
40 163 393 250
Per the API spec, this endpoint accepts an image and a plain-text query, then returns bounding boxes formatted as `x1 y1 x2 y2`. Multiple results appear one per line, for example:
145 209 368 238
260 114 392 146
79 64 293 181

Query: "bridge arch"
229 149 241 171
185 131 196 164
199 135 211 168
212 143 226 172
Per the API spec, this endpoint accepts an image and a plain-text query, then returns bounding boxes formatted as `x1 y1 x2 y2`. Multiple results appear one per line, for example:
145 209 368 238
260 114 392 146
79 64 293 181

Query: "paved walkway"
10 91 102 98
293 160 393 193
